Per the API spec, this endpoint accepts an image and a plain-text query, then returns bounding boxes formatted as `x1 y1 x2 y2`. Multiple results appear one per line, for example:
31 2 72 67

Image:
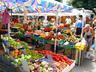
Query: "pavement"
0 48 21 72
70 59 96 72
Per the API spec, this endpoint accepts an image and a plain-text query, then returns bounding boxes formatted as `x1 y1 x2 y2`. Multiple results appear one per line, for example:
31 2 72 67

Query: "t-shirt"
75 20 84 28
93 19 96 27
2 9 10 25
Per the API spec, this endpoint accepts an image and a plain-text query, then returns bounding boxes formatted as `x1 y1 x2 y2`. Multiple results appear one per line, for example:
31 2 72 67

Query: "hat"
85 24 90 27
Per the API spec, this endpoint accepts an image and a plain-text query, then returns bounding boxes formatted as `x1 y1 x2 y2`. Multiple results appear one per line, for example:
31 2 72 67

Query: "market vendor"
43 20 48 27
2 8 10 28
50 18 55 25
25 22 33 35
50 18 57 30
0 8 10 34
65 16 72 26
82 24 94 51
31 18 36 26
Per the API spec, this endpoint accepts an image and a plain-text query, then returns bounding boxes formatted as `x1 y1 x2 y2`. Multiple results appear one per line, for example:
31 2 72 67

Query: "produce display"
26 50 44 60
10 49 74 72
27 50 74 72
29 61 55 72
75 41 86 51
38 50 73 65
44 27 52 32
29 60 68 72
1 35 75 72
15 22 78 42
2 36 44 59
33 30 65 41
14 22 80 50
12 51 44 66
58 24 69 29
2 36 28 49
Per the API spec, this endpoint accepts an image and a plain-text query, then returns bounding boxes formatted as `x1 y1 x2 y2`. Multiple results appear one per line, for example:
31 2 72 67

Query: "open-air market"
0 0 96 72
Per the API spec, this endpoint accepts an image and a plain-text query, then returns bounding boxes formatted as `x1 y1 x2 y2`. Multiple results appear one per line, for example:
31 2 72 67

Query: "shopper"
65 16 72 25
86 16 90 24
82 24 94 51
92 16 96 28
75 15 84 37
2 8 10 30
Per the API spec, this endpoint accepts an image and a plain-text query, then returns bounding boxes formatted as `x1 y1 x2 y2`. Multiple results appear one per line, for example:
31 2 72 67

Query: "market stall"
1 35 75 72
0 0 89 72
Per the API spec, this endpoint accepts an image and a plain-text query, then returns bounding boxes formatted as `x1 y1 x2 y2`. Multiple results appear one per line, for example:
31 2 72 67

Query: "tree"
70 0 96 14
55 0 62 2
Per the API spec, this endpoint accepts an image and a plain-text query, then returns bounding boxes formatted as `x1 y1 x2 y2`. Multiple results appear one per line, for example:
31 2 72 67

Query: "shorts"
75 28 82 35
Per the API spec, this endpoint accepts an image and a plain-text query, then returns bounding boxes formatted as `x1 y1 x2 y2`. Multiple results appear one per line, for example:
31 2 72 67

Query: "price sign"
21 60 30 72
47 55 54 62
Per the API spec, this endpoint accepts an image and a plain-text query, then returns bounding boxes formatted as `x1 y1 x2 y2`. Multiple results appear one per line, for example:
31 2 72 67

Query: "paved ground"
0 48 21 72
70 59 96 72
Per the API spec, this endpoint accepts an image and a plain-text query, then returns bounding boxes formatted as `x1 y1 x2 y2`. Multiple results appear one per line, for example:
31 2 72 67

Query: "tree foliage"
55 0 62 2
70 0 96 14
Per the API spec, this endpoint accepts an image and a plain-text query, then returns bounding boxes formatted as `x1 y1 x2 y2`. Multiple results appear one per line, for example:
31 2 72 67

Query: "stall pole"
75 49 78 64
58 15 61 25
44 15 47 22
8 9 12 37
95 29 96 50
54 7 60 52
54 13 58 53
23 6 28 24
54 34 57 52
8 22 10 37
78 50 81 65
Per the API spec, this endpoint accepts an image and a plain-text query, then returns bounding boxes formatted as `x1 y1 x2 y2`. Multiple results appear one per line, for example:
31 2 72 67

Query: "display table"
62 61 75 72
10 32 80 64
1 35 76 72
75 49 86 65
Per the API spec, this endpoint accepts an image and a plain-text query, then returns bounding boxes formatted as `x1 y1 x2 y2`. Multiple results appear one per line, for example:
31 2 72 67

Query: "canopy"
0 0 73 13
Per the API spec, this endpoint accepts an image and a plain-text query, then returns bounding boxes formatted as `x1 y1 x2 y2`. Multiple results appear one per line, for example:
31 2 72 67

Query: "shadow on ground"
70 59 96 72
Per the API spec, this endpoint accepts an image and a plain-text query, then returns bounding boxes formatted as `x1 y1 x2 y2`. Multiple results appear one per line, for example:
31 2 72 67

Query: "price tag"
21 60 30 72
47 55 54 62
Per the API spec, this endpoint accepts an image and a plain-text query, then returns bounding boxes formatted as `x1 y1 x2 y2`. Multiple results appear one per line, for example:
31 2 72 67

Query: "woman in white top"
82 24 94 51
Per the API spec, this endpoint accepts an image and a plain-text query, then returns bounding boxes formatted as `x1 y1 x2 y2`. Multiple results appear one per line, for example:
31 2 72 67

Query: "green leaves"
70 0 96 14
71 0 96 8
55 0 62 2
